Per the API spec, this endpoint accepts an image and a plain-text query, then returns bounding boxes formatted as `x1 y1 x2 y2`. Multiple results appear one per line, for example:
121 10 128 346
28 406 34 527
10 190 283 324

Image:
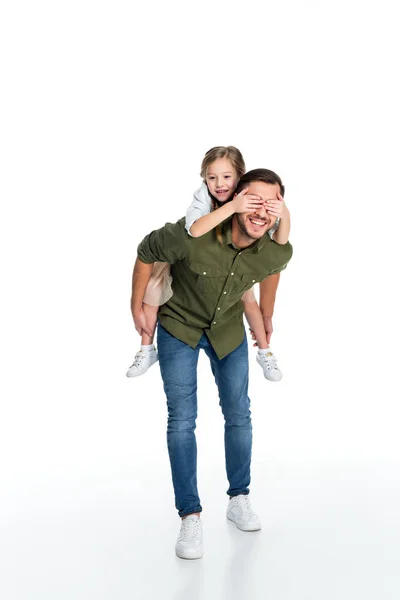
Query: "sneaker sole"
126 358 159 378
175 546 203 560
227 514 262 531
265 373 283 382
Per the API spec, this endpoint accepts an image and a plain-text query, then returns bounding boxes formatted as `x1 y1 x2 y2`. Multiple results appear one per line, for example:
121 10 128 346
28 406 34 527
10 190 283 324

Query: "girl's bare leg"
141 303 159 346
243 301 268 349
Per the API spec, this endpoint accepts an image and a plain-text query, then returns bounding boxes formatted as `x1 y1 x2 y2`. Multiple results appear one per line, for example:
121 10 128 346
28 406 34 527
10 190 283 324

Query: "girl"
127 146 291 381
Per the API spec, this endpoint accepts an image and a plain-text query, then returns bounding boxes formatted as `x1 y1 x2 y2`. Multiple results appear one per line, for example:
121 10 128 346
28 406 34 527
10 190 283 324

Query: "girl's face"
205 157 239 202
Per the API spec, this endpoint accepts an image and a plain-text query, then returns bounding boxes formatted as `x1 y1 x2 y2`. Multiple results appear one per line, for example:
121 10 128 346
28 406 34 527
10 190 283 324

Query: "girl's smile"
205 157 239 202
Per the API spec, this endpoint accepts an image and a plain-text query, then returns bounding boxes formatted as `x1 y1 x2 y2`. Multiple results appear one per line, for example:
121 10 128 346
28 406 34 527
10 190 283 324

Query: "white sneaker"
256 350 283 381
175 515 203 560
126 349 158 378
227 495 262 531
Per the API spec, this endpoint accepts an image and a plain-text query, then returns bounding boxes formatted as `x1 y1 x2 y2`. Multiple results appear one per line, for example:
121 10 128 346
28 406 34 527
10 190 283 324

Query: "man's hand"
232 188 264 213
249 316 273 347
263 316 273 345
133 307 154 338
265 192 289 219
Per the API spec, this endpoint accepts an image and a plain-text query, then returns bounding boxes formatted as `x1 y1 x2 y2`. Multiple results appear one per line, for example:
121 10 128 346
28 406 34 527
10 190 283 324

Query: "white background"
1 1 399 598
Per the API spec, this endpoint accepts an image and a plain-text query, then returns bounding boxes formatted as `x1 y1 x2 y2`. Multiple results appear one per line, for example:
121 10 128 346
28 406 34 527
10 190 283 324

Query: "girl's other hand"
265 192 289 219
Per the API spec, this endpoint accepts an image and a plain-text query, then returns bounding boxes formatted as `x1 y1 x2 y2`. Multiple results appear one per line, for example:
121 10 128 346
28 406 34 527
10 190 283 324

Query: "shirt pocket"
189 260 224 294
236 272 263 295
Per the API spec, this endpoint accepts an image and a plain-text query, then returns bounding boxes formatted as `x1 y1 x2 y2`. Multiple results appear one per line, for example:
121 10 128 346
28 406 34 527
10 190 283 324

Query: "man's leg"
202 334 252 497
157 323 202 518
203 335 260 531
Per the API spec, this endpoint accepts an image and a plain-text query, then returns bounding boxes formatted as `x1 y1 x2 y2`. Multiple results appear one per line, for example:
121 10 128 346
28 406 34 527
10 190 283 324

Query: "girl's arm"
187 184 263 238
272 210 291 244
190 202 237 238
267 193 291 245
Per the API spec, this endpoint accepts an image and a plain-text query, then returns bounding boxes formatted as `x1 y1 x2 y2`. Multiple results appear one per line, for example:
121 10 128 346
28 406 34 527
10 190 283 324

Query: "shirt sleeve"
185 182 213 236
267 241 293 275
137 218 188 264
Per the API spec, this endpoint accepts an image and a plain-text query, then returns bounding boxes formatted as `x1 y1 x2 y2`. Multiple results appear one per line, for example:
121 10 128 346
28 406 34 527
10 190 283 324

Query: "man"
131 169 293 559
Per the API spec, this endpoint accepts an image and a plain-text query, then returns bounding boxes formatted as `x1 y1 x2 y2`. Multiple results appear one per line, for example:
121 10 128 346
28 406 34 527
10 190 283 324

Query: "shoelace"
130 352 146 368
259 352 278 372
232 495 253 516
179 517 201 540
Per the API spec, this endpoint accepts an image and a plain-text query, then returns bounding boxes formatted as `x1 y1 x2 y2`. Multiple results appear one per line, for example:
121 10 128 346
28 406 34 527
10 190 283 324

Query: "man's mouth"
249 217 267 228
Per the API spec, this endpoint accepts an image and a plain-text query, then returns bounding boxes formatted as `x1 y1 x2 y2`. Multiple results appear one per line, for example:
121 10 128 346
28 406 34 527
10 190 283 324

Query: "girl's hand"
265 192 289 219
232 188 264 213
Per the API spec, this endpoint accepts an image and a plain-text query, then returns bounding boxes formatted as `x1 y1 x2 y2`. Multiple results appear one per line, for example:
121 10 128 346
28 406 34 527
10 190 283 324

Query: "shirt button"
252 279 256 283
217 307 220 310
203 271 207 275
223 291 227 294
231 272 234 276
238 252 242 255
213 321 216 325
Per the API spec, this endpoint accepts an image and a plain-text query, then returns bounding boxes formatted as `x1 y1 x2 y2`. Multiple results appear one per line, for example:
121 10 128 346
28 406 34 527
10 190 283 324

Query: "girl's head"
200 146 245 203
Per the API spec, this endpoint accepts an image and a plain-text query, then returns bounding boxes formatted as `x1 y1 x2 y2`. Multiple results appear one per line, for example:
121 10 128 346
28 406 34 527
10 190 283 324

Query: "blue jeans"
157 323 252 517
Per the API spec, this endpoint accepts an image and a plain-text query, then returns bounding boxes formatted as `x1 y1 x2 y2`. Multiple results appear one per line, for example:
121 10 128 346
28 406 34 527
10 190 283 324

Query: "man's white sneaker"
256 350 283 381
227 495 262 531
126 349 158 378
175 515 203 560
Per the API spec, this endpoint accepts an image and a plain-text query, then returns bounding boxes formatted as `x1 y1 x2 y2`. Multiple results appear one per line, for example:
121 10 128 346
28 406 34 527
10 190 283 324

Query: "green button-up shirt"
137 217 293 359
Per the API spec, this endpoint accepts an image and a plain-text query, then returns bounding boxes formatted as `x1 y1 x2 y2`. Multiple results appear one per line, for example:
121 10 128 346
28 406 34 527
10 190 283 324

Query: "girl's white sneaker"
256 350 283 381
126 349 158 378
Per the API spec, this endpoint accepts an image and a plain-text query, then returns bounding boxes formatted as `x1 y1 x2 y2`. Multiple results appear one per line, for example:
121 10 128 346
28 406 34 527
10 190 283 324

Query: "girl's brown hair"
200 146 246 181
200 146 246 243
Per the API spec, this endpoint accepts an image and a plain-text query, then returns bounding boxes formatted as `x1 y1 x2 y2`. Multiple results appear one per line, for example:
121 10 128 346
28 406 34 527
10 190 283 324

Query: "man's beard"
236 213 265 242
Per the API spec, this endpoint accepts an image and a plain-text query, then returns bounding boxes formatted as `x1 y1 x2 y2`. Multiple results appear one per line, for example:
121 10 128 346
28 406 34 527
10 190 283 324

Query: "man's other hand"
133 307 153 338
263 316 273 345
249 317 274 348
249 316 273 347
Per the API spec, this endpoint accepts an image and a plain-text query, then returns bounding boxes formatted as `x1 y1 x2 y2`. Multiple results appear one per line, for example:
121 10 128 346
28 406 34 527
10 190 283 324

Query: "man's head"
233 169 285 246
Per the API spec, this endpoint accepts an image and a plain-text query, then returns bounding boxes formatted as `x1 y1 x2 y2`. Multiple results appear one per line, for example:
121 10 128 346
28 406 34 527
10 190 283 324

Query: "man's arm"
138 219 188 264
259 273 280 345
130 258 154 337
131 218 188 335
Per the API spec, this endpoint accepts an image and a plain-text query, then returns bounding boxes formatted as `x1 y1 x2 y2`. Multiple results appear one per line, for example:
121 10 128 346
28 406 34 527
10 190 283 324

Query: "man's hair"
235 168 285 197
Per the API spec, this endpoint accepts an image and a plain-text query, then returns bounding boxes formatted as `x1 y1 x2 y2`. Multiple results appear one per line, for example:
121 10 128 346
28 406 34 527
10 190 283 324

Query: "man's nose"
256 203 268 217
